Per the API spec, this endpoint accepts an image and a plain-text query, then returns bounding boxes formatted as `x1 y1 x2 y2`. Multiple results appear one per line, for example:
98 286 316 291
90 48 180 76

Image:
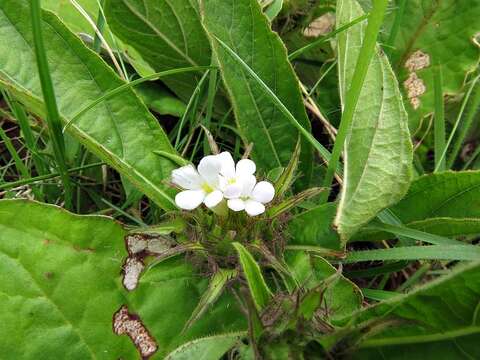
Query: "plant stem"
320 0 389 202
0 162 104 191
447 76 480 168
31 0 72 208
433 61 446 172
92 0 106 53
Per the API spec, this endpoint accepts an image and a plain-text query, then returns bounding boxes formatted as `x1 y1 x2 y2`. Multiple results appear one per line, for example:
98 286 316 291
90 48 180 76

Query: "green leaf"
183 269 237 332
354 172 480 241
200 0 313 184
42 0 100 37
334 0 413 243
263 0 283 21
232 242 272 311
384 0 480 130
360 288 398 301
0 200 136 358
128 259 246 358
332 261 480 358
104 0 214 105
136 82 187 117
392 171 480 222
0 0 178 210
285 251 362 320
0 200 246 359
165 332 245 360
344 245 480 263
288 202 342 251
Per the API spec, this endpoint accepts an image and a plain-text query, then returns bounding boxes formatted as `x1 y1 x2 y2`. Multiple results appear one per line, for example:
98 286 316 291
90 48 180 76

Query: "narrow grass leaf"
343 245 480 263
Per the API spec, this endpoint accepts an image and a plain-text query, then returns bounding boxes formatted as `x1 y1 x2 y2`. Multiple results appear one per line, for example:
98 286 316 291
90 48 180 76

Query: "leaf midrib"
122 0 198 67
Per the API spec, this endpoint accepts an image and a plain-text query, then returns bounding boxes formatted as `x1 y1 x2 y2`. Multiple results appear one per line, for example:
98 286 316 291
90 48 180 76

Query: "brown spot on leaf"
303 13 335 38
122 257 145 291
125 233 174 257
403 51 430 110
113 305 158 359
403 72 426 109
404 50 430 72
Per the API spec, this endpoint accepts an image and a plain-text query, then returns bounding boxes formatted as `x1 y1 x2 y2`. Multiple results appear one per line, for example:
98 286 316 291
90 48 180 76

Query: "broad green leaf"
356 171 480 241
0 200 136 359
285 251 362 320
0 0 178 210
165 332 245 360
288 202 342 251
384 0 480 131
104 0 213 104
232 242 272 311
200 0 313 183
330 261 480 358
335 0 413 242
127 259 245 358
392 171 480 222
0 200 245 359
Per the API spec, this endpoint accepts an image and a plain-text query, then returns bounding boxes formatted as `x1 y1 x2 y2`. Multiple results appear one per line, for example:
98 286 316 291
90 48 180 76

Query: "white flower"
227 175 275 216
216 152 256 199
171 155 224 210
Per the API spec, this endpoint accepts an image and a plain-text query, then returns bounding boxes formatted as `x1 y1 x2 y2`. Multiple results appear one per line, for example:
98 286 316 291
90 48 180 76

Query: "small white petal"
228 198 246 212
224 183 243 199
171 165 202 190
252 181 275 204
175 190 205 210
204 190 223 208
236 159 256 176
198 155 222 186
244 200 265 216
240 174 257 197
217 152 236 179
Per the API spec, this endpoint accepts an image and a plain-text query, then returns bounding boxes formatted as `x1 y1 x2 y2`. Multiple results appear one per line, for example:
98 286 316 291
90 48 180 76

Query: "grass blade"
63 66 213 132
31 0 72 208
343 245 480 263
288 14 368 61
213 35 337 173
321 0 389 202
367 222 463 246
433 61 446 172
447 75 480 168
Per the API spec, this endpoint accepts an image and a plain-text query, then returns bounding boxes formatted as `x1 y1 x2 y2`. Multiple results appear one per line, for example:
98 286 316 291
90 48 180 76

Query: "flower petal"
198 155 222 187
224 183 243 199
252 181 275 204
228 198 246 212
171 165 202 190
236 159 256 176
175 190 205 210
204 190 223 208
240 174 257 196
244 200 265 216
217 152 236 179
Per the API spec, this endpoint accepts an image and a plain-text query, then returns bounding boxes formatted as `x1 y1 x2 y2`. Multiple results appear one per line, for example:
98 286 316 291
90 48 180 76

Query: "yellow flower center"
201 183 214 193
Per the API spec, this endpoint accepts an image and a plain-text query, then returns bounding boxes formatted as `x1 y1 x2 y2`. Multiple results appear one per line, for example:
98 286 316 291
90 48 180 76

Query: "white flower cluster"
171 152 275 216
